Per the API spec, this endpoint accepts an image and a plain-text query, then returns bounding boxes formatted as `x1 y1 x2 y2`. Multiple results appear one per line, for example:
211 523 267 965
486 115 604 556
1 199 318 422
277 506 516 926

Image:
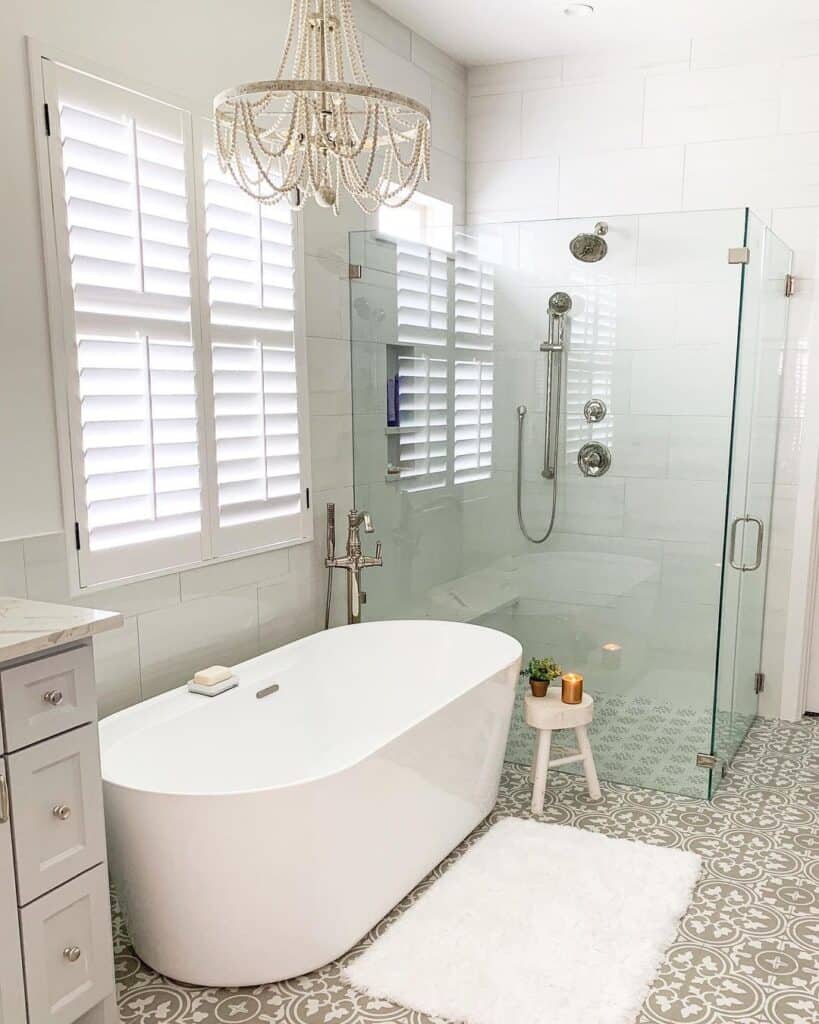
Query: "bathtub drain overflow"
256 683 280 700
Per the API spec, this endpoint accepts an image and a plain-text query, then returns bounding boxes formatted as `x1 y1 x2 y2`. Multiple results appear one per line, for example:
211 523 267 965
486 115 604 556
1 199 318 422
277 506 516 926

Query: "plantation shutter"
396 241 449 490
453 231 494 484
199 144 311 555
44 62 205 585
454 360 493 483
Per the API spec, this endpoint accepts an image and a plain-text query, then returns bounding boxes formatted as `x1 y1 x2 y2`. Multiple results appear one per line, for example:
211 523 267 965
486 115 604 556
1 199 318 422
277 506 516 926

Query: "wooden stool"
524 690 601 811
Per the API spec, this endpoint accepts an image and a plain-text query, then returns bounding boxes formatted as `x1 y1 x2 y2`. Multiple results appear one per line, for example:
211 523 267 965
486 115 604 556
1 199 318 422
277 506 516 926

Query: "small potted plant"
525 656 562 698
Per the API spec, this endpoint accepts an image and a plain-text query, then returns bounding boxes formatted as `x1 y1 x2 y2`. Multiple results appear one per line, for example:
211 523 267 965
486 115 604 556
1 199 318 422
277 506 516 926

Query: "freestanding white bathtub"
99 619 521 986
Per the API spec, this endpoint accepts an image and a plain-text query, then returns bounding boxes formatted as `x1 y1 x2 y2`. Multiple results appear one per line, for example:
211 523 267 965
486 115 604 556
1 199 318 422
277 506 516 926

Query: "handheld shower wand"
324 503 335 629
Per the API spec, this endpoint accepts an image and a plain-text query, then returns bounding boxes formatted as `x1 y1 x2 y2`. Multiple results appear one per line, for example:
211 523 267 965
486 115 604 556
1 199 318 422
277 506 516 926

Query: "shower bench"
525 691 602 811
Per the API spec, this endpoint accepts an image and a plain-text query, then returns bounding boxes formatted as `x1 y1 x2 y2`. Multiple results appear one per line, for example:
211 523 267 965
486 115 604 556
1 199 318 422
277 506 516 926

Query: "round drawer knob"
52 804 72 821
43 690 64 706
63 946 82 963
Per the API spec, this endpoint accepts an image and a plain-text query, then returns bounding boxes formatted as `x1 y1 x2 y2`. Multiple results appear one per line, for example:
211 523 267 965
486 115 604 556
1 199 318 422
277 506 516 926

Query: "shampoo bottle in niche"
386 374 400 427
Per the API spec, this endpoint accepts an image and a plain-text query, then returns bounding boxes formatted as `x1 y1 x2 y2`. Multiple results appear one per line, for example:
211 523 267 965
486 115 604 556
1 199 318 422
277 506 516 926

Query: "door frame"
780 437 819 719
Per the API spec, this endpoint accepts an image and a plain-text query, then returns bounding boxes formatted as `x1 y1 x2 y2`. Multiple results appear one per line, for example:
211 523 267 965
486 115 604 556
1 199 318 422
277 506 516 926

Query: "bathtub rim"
99 619 522 800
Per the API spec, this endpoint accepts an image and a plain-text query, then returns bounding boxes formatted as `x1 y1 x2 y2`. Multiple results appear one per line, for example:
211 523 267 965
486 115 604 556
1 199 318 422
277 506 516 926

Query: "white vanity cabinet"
0 773 27 1024
0 598 123 1024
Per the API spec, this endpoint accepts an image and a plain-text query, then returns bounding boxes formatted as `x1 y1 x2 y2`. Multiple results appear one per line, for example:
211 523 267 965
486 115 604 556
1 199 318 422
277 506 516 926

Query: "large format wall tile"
0 540 27 597
93 618 141 718
138 585 260 699
558 147 685 218
521 77 645 158
644 64 780 146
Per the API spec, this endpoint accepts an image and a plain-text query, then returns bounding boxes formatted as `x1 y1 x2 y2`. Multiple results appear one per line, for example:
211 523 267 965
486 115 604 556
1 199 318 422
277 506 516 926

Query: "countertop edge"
0 601 124 664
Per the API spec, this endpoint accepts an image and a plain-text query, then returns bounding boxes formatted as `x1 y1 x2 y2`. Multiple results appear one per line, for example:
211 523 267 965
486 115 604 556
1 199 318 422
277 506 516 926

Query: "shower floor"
114 716 818 1024
505 682 753 797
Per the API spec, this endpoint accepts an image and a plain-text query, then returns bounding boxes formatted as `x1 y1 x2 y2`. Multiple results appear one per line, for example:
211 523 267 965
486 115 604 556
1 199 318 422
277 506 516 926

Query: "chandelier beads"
214 0 431 214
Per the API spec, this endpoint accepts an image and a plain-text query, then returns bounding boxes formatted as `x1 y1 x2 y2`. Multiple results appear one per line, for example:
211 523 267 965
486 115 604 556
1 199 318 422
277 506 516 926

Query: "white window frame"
27 39 312 594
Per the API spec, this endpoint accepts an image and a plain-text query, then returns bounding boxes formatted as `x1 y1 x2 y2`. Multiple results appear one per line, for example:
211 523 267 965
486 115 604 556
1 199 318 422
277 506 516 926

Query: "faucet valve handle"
375 541 382 563
363 511 374 533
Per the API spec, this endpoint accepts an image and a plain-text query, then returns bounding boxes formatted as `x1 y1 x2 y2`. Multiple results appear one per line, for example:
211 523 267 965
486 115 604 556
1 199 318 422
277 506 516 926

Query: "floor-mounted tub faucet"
324 504 383 626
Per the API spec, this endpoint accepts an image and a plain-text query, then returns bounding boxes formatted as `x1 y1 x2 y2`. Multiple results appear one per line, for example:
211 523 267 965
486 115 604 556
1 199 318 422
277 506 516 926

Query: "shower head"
569 222 609 262
548 291 573 316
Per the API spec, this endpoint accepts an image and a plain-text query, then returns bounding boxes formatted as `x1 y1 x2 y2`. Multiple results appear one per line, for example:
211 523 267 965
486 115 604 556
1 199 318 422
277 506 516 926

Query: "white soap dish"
187 675 239 697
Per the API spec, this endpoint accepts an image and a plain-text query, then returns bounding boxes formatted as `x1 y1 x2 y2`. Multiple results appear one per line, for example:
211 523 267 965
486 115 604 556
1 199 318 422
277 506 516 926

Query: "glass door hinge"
696 753 719 769
755 672 765 694
348 264 363 280
785 274 796 297
728 246 750 265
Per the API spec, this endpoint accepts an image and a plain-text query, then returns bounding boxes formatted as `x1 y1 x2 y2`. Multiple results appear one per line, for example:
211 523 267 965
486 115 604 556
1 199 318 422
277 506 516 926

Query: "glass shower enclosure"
348 209 792 798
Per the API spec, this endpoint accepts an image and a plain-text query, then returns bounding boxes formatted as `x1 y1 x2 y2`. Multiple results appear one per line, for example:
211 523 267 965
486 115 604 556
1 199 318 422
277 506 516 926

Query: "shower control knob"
578 442 611 478
583 398 607 423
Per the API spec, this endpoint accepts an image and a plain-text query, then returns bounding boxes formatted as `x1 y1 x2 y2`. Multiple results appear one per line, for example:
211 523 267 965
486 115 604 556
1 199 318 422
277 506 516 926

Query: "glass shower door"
349 209 791 801
711 213 792 792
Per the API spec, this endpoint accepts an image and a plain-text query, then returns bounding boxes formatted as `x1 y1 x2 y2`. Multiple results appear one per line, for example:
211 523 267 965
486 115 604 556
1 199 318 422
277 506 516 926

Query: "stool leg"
531 729 552 814
575 724 601 801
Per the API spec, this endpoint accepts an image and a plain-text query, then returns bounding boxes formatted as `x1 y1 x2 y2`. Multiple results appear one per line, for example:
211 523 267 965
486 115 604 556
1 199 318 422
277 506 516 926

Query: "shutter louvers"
395 240 450 491
452 231 494 484
397 242 448 348
202 148 308 552
454 360 493 484
52 65 204 583
397 354 449 490
454 230 494 352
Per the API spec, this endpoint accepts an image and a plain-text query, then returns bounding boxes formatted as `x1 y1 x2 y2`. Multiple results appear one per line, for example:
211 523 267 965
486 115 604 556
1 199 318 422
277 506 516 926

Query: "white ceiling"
373 0 819 66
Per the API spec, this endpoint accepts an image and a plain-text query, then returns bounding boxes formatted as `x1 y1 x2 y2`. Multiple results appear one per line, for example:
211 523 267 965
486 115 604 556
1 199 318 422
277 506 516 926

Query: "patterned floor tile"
115 717 819 1024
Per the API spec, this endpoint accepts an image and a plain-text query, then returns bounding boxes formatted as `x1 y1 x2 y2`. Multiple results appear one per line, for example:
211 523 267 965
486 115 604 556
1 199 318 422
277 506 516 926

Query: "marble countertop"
0 596 123 662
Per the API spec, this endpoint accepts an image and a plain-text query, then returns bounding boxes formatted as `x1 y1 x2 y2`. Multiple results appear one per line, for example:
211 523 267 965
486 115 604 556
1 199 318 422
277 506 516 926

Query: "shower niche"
349 210 792 799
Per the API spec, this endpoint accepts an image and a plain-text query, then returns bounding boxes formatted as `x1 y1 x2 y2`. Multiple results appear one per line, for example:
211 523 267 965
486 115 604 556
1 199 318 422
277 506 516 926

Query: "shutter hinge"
305 487 310 510
785 274 796 297
43 103 51 137
73 522 81 551
728 246 750 265
696 752 719 769
348 263 363 280
755 671 765 694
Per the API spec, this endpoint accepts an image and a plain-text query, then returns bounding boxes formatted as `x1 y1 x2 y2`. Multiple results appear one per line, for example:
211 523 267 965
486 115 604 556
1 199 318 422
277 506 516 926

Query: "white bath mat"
343 817 701 1024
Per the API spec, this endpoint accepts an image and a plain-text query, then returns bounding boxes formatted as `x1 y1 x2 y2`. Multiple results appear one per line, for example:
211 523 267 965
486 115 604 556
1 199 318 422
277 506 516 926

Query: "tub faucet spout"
325 507 383 625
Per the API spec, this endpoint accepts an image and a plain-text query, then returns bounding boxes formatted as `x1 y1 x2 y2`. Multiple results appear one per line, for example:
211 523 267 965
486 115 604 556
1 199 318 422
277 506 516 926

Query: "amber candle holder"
561 673 583 704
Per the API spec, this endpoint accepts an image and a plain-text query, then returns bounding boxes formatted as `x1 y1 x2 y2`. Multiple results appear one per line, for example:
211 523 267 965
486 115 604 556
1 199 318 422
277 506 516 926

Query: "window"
35 55 311 588
378 192 454 251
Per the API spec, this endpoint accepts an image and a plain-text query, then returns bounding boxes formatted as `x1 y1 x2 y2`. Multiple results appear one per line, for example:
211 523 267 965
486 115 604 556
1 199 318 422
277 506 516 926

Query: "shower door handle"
729 515 764 572
746 516 764 571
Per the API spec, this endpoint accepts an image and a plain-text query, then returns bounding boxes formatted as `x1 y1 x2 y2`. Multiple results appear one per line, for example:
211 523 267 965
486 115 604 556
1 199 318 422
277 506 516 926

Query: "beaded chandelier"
214 0 431 214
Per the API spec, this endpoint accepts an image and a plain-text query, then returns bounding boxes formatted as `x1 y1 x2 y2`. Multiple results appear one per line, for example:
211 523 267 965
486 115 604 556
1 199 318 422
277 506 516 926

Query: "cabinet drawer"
8 725 106 905
20 864 114 1024
1 645 96 752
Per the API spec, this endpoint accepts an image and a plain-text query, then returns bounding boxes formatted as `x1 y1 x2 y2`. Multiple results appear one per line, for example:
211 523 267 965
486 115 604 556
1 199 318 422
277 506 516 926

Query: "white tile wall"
558 147 686 218
0 0 467 715
467 158 559 221
643 64 781 146
465 23 819 717
138 585 260 699
521 77 645 158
